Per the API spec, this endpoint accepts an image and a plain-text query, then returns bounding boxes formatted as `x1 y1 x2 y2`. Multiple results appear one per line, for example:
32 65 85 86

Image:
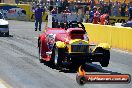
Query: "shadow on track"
84 63 121 74
42 61 121 74
0 35 13 37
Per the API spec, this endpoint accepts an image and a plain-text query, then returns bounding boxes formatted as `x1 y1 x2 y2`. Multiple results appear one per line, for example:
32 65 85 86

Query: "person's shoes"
39 29 41 31
35 28 37 31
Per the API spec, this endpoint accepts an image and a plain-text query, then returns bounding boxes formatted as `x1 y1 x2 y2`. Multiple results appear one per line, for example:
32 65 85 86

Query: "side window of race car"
46 34 56 50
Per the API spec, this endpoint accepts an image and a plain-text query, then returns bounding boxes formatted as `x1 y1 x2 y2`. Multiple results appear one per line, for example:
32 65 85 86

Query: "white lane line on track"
0 80 11 88
112 48 132 55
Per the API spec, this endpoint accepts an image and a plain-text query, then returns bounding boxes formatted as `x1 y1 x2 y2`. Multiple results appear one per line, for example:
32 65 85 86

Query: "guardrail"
84 23 132 51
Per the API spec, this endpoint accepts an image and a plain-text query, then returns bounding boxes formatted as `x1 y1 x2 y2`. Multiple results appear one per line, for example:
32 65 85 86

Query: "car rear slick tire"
38 41 45 63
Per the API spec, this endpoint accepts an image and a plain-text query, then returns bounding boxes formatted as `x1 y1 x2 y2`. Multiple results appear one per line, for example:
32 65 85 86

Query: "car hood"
0 19 8 25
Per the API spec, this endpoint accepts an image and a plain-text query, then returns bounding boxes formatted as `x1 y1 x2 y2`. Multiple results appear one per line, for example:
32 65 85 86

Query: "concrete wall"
84 23 132 52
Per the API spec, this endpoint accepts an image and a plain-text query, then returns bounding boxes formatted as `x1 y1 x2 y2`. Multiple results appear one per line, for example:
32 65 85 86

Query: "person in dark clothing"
51 8 57 14
120 1 127 16
89 0 95 9
34 4 44 31
128 5 132 18
121 17 132 27
102 3 109 14
108 1 112 16
89 9 94 23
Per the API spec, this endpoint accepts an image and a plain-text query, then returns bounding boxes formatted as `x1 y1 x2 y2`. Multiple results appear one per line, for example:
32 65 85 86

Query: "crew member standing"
128 4 132 18
100 11 110 25
93 6 100 24
34 4 44 31
89 9 94 23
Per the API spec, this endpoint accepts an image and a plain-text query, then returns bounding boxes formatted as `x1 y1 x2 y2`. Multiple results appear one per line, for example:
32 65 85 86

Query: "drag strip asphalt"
0 20 131 88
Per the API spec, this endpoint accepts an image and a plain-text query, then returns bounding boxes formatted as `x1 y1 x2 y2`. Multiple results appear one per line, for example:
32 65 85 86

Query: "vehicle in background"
0 12 9 37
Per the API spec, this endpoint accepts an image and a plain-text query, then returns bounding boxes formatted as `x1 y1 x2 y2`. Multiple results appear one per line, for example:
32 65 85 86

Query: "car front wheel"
51 46 63 68
100 50 110 67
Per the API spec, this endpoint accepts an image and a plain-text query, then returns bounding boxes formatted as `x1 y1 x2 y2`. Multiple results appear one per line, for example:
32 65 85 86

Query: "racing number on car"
46 34 55 50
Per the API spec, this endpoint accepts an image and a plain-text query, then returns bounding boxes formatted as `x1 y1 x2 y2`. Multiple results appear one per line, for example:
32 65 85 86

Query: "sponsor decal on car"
46 34 56 50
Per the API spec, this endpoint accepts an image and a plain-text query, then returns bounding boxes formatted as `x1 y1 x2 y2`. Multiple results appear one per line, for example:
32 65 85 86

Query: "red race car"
38 21 110 70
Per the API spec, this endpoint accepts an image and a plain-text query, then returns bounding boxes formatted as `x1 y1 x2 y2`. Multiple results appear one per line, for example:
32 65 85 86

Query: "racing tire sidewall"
38 41 44 63
51 46 63 69
53 46 60 66
100 50 110 67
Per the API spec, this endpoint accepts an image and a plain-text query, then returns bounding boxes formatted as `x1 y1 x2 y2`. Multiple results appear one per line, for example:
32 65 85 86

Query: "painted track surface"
0 20 131 88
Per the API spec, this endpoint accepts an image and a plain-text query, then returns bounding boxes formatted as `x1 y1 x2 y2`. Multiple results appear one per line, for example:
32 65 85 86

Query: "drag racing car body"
38 14 110 70
0 12 9 36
